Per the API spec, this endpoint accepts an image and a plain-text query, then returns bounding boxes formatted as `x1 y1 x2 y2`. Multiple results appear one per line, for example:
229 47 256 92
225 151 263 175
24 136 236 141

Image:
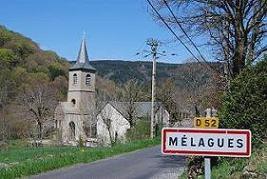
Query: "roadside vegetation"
209 144 267 178
0 138 160 179
180 143 267 178
180 55 267 178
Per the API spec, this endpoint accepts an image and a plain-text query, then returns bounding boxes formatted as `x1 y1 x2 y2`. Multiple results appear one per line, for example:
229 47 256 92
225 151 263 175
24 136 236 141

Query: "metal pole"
205 108 212 179
204 158 211 179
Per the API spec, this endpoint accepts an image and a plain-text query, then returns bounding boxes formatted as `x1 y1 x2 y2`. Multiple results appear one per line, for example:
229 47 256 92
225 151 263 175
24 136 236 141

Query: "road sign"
194 117 219 128
161 128 251 157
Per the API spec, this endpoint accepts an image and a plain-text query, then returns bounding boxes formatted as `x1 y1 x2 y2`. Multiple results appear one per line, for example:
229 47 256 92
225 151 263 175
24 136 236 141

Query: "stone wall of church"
61 114 89 143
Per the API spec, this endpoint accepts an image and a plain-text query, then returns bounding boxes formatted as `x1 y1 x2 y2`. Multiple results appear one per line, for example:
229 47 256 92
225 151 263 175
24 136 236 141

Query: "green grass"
210 144 267 179
180 143 267 179
0 138 160 179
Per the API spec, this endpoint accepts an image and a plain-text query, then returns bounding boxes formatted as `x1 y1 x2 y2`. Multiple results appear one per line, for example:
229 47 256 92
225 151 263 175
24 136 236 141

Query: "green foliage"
48 62 66 80
210 144 266 178
0 26 12 47
0 26 70 140
126 119 150 141
180 144 267 179
0 48 17 67
219 56 267 145
0 138 160 178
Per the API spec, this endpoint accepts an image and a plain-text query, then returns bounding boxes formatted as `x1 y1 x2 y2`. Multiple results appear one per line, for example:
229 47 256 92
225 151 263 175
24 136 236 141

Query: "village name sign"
162 128 251 157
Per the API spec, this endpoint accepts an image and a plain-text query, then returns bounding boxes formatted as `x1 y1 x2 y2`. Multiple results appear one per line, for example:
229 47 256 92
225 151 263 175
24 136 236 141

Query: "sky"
0 0 213 63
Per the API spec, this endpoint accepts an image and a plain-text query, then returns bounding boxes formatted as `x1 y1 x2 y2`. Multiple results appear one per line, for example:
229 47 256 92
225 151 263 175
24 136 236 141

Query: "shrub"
219 55 267 145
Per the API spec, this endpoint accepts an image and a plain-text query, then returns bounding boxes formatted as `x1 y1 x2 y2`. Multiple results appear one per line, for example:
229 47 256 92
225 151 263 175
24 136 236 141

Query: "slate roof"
108 101 165 119
69 38 96 73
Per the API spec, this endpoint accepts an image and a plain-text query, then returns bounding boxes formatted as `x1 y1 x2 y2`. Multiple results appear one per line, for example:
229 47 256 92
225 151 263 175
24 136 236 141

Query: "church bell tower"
67 37 96 136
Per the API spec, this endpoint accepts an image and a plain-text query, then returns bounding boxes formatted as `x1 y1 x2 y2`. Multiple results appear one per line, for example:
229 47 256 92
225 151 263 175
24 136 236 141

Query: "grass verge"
180 143 267 178
0 138 160 179
210 143 266 178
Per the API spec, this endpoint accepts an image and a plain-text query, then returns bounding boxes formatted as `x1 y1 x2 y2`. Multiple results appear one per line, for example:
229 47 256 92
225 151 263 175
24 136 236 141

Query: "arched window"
71 99 76 107
73 73 77 84
69 121 75 140
86 74 91 86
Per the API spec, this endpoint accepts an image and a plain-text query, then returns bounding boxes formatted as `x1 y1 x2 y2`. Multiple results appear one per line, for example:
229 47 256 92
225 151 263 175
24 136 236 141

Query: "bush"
219 55 267 145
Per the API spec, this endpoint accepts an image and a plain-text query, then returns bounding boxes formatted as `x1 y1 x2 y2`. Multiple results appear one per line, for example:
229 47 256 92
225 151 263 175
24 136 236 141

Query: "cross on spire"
69 35 96 73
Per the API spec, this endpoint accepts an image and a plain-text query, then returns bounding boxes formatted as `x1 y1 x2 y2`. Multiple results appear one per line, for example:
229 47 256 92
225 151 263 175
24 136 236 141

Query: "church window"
73 74 78 84
86 74 91 86
71 99 76 106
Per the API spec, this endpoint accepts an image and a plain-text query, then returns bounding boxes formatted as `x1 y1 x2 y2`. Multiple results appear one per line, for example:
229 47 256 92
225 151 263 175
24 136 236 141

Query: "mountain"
0 24 223 94
72 60 223 88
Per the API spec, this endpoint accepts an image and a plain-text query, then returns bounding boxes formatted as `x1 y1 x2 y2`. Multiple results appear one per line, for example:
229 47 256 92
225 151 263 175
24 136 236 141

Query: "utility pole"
146 39 159 139
137 38 174 139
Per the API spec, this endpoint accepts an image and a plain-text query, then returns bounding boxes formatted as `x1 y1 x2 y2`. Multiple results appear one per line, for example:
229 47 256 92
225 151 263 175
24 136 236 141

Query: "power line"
162 1 207 63
146 0 221 75
162 0 221 74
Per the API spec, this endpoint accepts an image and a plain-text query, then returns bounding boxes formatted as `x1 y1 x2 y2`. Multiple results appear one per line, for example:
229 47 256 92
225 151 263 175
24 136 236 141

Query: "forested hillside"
71 60 223 88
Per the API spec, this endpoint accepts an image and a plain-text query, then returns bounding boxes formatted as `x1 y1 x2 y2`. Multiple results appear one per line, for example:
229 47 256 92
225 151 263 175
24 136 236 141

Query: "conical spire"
69 36 96 73
76 37 89 64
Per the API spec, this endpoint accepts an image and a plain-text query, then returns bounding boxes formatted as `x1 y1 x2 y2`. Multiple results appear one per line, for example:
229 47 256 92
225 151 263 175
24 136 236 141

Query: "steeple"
69 36 96 73
76 36 89 64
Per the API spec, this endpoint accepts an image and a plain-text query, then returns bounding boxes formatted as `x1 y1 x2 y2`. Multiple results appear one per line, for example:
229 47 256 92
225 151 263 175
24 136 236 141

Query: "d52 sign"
194 117 219 128
162 128 251 157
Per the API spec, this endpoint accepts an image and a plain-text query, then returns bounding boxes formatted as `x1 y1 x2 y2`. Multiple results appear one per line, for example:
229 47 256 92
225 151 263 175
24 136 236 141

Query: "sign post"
204 158 211 179
204 108 212 179
161 128 251 178
161 128 251 157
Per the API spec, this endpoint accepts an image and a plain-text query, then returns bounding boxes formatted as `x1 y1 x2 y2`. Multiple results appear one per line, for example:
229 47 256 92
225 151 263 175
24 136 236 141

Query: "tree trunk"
232 43 246 77
37 121 42 140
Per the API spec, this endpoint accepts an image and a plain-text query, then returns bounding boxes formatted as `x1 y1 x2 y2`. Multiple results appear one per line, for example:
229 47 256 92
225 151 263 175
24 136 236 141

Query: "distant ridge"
70 60 223 86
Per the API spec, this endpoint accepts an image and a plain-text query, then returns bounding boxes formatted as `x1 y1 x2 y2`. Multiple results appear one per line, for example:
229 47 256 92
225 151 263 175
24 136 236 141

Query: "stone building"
54 38 96 145
97 102 170 145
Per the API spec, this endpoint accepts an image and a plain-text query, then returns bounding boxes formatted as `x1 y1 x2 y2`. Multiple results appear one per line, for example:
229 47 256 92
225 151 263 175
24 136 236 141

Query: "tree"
18 73 57 140
180 59 224 112
0 69 14 140
0 48 18 68
219 55 267 145
157 78 181 124
120 79 145 127
150 0 267 78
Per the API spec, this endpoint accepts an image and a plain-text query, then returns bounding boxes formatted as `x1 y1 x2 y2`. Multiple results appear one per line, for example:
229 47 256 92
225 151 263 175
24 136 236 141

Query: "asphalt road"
31 145 185 179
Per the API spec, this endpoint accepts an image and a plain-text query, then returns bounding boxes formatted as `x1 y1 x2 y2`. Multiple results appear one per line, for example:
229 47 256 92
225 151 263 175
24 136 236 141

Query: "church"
54 38 97 145
54 37 171 146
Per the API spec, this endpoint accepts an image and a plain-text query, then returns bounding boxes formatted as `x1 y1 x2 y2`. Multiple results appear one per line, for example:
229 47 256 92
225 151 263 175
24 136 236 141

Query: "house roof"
108 101 165 119
69 37 96 73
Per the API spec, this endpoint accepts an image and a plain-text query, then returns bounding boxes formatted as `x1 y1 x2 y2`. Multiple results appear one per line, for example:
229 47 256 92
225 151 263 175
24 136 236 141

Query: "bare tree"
121 79 144 127
0 69 14 140
18 82 57 140
150 0 267 78
179 59 223 112
157 78 181 125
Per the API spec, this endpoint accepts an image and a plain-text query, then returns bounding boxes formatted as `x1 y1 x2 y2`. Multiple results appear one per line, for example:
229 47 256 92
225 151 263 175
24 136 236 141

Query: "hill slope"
71 60 223 87
89 60 223 89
